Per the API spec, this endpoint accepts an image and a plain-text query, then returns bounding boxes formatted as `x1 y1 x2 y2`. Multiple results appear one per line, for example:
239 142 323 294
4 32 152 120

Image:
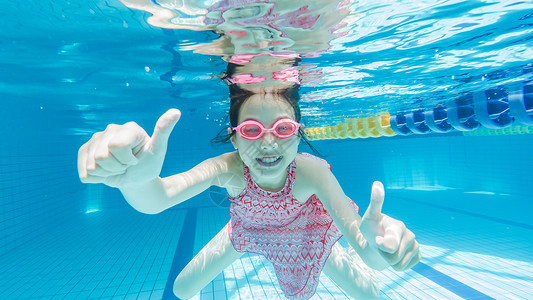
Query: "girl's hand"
360 181 421 271
77 109 181 188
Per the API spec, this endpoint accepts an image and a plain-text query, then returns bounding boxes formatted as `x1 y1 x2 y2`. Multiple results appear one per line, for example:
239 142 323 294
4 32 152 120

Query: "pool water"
1 0 532 299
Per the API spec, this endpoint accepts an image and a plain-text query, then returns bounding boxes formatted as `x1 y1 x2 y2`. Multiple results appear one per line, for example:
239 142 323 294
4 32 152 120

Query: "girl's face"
231 93 301 182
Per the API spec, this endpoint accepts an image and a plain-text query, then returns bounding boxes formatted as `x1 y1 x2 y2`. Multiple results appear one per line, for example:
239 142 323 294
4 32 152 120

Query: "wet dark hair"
211 62 320 155
227 83 302 127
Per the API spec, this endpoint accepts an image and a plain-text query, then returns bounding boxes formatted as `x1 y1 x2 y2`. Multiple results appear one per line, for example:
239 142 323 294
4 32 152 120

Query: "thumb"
150 108 181 151
366 181 385 218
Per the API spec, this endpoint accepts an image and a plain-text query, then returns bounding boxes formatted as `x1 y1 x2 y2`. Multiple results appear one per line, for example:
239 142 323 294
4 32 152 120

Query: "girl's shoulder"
293 153 333 199
215 151 245 195
296 153 331 173
218 151 243 172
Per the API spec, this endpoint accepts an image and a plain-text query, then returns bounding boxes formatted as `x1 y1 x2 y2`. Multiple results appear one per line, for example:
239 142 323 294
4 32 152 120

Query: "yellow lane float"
305 114 397 141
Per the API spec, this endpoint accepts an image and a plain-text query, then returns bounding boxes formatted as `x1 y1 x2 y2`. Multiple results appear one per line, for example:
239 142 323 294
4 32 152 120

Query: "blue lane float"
508 83 533 125
424 105 454 133
405 110 431 134
388 82 533 136
447 94 481 131
390 114 413 135
473 88 513 129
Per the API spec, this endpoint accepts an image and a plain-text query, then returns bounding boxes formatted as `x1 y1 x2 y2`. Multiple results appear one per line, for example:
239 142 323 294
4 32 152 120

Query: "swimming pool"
1 0 532 299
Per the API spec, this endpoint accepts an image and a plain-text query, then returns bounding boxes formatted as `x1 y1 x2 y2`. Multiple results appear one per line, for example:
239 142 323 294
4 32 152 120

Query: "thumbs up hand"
360 181 421 271
78 109 181 188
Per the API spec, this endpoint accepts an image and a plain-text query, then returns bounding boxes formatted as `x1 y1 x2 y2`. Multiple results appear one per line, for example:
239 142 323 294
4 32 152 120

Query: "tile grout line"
162 207 198 300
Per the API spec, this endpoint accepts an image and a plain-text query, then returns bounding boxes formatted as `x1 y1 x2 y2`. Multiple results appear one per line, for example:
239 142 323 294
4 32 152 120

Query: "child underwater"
77 55 421 299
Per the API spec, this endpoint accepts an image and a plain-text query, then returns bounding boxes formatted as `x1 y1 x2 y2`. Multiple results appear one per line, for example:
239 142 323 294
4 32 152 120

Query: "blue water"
1 0 533 299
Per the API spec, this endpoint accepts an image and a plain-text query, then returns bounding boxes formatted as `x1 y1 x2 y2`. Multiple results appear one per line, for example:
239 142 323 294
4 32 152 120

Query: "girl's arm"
306 159 388 270
119 153 238 214
304 158 420 271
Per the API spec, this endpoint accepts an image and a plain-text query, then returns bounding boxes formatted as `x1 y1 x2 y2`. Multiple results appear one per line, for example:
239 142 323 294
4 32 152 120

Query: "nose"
260 131 278 149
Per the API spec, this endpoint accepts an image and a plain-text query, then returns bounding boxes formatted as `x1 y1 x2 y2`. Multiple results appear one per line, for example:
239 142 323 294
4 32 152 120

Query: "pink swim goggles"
233 118 301 140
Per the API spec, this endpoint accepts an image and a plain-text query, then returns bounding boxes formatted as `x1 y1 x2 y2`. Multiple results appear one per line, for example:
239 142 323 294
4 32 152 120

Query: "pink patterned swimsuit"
228 153 359 299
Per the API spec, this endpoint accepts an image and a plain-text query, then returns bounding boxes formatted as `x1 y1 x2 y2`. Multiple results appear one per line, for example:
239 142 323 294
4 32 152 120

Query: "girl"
78 62 421 299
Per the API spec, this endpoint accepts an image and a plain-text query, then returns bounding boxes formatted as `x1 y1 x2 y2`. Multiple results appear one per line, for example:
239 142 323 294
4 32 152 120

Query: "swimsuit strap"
243 159 297 197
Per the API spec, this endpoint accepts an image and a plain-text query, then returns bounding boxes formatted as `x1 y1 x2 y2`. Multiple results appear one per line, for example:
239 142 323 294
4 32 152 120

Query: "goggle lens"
234 119 300 140
275 121 297 136
241 124 262 138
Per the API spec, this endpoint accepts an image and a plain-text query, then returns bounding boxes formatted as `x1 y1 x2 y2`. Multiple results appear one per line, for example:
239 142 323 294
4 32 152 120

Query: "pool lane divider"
412 262 495 299
163 207 198 300
305 84 533 140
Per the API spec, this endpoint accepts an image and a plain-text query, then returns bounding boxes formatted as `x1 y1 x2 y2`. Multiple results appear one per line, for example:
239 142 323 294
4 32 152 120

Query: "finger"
79 174 107 184
87 165 126 177
81 170 126 187
88 136 125 177
78 143 90 181
366 181 385 219
404 245 422 270
107 122 148 161
380 230 415 266
108 146 139 166
376 216 405 253
79 132 103 181
393 241 421 271
150 108 181 151
376 224 402 254
102 174 127 188
95 154 129 173
94 137 131 172
391 240 419 271
86 137 98 174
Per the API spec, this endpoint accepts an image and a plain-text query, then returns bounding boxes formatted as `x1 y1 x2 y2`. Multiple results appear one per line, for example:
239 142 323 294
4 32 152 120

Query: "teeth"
260 156 280 163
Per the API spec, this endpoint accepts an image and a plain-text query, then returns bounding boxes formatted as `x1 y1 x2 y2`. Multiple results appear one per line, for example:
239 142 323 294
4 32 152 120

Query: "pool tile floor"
0 192 531 300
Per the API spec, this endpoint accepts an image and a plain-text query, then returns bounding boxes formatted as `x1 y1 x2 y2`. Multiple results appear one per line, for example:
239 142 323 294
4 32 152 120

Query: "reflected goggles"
233 118 302 140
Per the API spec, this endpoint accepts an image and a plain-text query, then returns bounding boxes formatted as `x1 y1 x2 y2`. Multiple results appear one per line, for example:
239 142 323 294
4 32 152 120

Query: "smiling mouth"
256 156 282 167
